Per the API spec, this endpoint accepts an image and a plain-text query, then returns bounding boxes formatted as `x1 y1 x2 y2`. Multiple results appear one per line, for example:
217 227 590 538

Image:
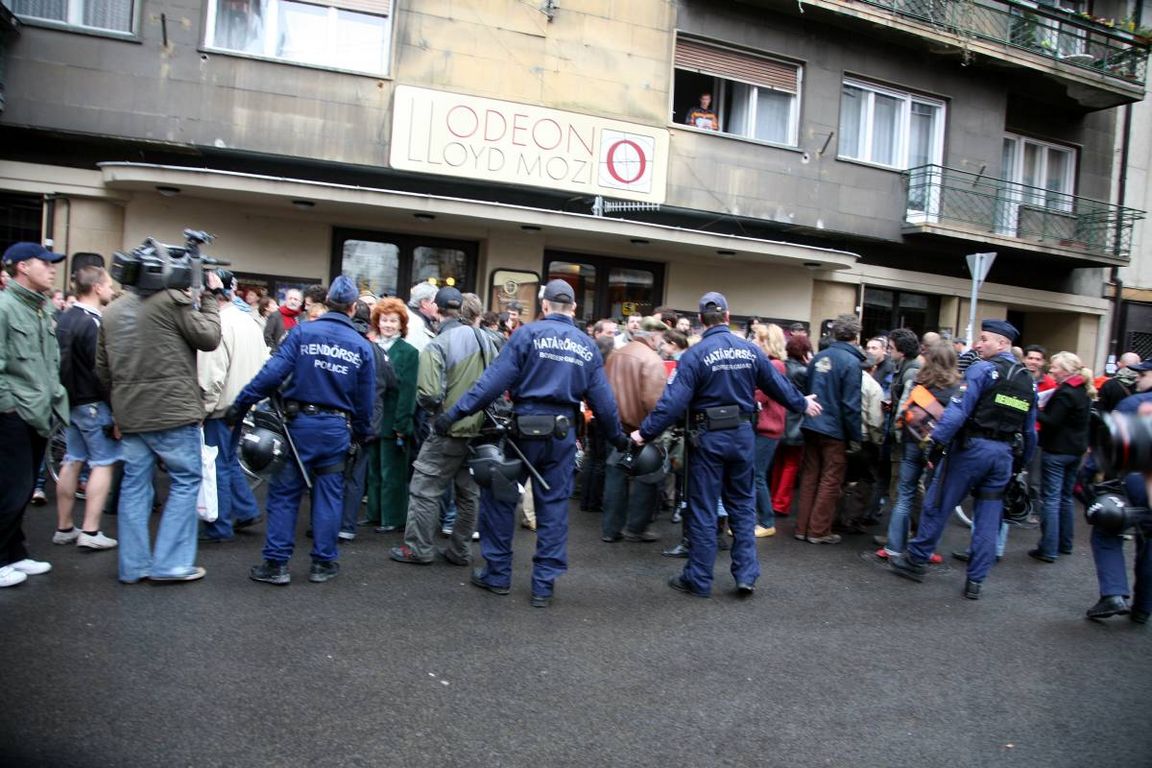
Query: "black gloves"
432 412 455 436
611 433 632 452
927 440 946 467
224 403 249 428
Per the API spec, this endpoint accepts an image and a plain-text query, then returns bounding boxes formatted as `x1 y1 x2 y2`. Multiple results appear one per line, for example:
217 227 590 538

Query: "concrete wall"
811 280 858 328
664 259 814 321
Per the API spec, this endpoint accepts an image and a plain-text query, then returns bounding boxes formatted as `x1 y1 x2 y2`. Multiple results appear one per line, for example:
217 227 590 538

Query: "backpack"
898 384 946 443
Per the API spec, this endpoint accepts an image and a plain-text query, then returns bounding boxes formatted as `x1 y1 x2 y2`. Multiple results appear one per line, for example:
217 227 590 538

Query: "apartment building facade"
0 0 1146 363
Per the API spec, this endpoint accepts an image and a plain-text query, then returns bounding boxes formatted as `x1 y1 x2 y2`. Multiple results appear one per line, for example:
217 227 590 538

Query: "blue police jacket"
639 324 808 441
446 313 623 442
1114 392 1152 506
932 351 1037 463
801 340 864 442
235 311 376 441
1115 391 1152 414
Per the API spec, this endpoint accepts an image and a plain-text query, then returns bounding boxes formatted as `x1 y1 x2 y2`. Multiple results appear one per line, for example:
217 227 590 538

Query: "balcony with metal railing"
903 164 1144 264
766 0 1148 108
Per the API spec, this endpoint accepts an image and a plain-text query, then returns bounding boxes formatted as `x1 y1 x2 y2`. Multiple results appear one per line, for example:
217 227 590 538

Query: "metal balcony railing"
850 0 1149 85
904 165 1144 260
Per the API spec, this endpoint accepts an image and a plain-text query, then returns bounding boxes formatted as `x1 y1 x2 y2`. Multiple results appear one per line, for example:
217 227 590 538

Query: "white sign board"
389 85 669 204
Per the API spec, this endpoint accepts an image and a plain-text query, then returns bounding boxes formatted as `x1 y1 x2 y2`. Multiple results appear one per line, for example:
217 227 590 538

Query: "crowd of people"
0 240 1147 622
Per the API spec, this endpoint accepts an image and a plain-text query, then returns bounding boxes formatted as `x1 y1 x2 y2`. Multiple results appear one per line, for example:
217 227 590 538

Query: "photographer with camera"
97 238 224 584
1085 361 1152 624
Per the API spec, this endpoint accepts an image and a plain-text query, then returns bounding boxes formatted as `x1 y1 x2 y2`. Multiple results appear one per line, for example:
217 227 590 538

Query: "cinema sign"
389 85 668 204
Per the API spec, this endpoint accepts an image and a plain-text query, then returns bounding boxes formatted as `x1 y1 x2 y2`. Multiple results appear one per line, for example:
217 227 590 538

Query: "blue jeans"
1037 451 1080 558
117 424 202 582
201 418 261 541
884 440 932 556
753 435 780 529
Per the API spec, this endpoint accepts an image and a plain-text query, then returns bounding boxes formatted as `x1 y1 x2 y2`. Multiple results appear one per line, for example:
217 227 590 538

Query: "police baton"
271 393 312 491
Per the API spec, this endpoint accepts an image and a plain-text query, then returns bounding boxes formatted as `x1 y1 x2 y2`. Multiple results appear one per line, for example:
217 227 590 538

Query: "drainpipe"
1107 100 1134 372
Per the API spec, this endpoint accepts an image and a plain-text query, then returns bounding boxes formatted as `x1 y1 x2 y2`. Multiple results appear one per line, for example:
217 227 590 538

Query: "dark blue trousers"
681 424 758 596
202 418 261 540
908 438 1012 583
262 414 349 564
1091 472 1151 614
478 430 576 597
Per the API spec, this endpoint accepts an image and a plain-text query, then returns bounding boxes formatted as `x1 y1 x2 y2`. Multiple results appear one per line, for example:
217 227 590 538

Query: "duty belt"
291 401 348 417
967 426 1015 442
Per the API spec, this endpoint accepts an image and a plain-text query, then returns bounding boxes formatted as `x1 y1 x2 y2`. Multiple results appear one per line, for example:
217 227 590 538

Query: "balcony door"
996 133 1076 237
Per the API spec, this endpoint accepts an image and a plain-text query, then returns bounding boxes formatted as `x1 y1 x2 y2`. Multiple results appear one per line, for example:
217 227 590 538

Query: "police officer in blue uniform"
229 276 375 585
436 279 623 607
1085 367 1152 624
632 292 820 598
890 319 1037 599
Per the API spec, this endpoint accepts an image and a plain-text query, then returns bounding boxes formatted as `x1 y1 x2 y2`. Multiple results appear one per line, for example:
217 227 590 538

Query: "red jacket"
755 358 787 438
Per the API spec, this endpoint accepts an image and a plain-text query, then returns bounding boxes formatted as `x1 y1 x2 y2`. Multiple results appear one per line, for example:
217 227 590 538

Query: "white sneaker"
0 565 28 588
53 528 81 545
77 531 118 550
9 558 52 575
338 531 356 541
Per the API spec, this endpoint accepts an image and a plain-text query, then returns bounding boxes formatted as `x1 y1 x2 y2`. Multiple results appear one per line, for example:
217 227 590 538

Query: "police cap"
542 279 575 304
699 291 728 313
981 319 1019 344
435 286 463 309
328 275 358 305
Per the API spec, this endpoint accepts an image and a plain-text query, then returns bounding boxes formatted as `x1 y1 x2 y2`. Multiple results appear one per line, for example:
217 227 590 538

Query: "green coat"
378 336 418 438
0 280 68 436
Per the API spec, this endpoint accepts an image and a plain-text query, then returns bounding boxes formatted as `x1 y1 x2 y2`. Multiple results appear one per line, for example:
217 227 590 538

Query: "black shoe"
249 560 290 585
622 529 659 542
951 550 971 563
668 575 710 598
530 593 552 608
470 568 510 595
963 579 981 600
356 518 378 528
234 515 261 531
600 534 622 543
889 553 927 583
1027 548 1056 564
308 560 340 583
439 547 470 567
1086 595 1130 620
662 540 690 558
1059 547 1074 555
1131 609 1149 625
735 581 755 597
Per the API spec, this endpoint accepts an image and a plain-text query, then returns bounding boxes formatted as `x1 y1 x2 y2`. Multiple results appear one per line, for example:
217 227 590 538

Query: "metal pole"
966 264 980 349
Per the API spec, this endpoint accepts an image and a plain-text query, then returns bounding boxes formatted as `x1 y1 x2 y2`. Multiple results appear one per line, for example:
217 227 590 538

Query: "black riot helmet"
239 411 289 479
1001 472 1034 526
1084 491 1148 535
619 441 666 477
468 442 522 503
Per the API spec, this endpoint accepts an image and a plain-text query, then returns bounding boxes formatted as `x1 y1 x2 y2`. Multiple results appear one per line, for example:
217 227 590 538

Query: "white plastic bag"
196 438 219 523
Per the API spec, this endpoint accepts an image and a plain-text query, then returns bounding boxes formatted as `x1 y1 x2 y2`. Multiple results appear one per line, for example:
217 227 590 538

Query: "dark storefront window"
332 228 477 300
0 193 42 251
545 251 664 326
863 287 939 340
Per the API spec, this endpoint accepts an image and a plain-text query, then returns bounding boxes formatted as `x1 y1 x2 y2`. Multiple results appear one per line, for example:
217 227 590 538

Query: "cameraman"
97 265 223 584
1087 361 1152 624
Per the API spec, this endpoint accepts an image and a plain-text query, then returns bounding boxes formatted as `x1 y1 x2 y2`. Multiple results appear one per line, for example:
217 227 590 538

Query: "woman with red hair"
365 298 419 532
770 334 813 517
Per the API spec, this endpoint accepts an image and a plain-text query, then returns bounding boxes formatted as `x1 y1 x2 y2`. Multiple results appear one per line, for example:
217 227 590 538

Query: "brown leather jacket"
604 337 667 431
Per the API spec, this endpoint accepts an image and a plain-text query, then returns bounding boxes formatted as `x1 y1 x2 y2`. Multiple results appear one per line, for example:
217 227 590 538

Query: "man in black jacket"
54 266 120 551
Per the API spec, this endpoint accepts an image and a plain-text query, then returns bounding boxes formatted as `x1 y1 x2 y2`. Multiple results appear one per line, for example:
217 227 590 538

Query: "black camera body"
111 229 225 294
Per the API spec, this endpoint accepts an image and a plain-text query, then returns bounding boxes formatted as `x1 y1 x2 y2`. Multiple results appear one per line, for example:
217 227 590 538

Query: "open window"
10 0 135 34
672 37 801 147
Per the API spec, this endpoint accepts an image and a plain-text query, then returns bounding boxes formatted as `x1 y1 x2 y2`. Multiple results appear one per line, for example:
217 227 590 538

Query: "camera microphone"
198 256 232 266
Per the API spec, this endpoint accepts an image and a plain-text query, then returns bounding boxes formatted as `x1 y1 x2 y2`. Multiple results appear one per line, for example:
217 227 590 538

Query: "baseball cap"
1129 360 1152 372
3 242 65 265
327 275 359 305
434 286 463 309
542 279 575 303
698 291 728 313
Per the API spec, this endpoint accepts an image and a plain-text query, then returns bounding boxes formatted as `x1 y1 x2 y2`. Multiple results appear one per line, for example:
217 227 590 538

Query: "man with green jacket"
390 287 498 566
0 242 69 588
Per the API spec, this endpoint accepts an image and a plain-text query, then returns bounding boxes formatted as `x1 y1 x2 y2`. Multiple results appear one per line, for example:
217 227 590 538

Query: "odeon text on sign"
389 85 669 204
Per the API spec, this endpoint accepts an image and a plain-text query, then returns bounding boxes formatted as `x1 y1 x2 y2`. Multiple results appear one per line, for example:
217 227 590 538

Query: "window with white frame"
10 0 134 33
838 79 945 170
1002 133 1076 212
673 38 801 147
204 0 392 76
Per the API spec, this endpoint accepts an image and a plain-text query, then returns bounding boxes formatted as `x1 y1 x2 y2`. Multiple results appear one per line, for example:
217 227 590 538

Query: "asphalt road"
2 486 1149 768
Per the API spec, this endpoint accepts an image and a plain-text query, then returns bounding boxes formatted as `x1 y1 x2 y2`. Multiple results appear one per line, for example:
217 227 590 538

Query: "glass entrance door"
544 251 665 326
